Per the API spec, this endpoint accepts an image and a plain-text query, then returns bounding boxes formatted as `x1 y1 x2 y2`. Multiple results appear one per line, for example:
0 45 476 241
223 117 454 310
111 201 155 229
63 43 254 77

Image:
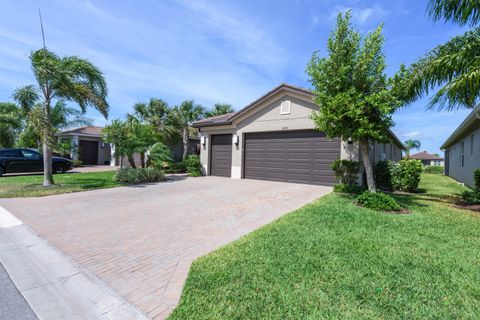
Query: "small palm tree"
404 139 421 158
13 48 108 186
168 100 205 160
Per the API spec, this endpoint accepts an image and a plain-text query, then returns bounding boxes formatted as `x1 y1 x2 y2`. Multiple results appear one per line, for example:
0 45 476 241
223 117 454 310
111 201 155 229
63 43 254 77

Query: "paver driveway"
0 176 331 319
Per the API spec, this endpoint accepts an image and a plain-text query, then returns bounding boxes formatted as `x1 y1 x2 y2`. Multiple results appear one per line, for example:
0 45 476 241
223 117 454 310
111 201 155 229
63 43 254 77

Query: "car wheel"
53 163 66 174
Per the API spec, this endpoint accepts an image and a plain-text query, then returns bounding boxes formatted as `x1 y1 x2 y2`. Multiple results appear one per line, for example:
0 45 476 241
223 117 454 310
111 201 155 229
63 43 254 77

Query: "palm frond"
427 0 480 26
12 85 40 114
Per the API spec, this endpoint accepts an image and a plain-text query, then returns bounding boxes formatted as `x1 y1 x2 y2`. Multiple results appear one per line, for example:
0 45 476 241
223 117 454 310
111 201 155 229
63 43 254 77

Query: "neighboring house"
193 83 404 186
441 105 480 187
410 151 444 166
57 126 112 165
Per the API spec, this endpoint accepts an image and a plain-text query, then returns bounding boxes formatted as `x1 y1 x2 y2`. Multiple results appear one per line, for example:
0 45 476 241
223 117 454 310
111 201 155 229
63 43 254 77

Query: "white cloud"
329 3 388 26
400 131 422 139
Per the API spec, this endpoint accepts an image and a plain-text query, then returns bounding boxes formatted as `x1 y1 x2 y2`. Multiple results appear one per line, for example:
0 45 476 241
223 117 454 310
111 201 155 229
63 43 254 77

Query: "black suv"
0 148 73 176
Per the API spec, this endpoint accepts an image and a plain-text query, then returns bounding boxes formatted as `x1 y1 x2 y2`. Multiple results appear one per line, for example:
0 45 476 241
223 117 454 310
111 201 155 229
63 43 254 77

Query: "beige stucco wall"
445 126 480 187
199 92 403 182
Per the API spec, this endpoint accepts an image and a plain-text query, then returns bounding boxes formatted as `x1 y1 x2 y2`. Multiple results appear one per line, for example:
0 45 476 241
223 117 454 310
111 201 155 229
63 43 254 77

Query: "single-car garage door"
79 140 99 165
244 130 340 186
210 134 232 177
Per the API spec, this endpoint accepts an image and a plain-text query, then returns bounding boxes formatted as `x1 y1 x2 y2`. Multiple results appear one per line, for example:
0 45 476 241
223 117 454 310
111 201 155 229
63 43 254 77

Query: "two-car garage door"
243 130 340 186
210 130 340 185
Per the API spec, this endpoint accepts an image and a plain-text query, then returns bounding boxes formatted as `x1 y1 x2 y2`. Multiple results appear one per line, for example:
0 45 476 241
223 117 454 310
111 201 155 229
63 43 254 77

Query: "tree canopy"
205 103 233 118
307 11 401 191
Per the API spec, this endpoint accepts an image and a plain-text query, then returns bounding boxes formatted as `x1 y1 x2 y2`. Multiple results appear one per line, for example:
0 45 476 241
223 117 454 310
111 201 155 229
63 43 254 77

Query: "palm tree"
168 100 205 160
18 100 93 149
127 98 178 143
13 48 108 186
0 102 22 148
404 139 421 158
398 0 480 110
205 103 233 117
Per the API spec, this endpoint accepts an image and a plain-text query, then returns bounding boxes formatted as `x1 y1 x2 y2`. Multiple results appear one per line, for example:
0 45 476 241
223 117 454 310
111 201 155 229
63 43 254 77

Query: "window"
0 150 22 157
461 141 465 167
471 134 474 155
280 100 291 114
21 150 41 159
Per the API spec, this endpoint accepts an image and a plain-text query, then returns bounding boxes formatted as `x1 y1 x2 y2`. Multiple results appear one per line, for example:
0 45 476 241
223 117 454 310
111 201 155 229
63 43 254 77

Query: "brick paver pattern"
0 177 331 319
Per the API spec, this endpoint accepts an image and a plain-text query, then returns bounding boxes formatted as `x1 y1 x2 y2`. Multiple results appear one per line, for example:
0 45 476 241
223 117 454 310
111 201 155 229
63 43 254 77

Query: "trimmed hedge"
423 166 444 174
374 161 393 190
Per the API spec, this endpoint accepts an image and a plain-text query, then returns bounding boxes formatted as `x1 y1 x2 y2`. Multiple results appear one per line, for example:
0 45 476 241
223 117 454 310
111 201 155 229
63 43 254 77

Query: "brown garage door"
210 134 232 177
79 140 99 165
244 130 340 186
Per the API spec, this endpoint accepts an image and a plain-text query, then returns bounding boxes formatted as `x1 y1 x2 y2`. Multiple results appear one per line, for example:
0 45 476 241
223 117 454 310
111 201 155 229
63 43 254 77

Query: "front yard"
170 174 480 319
0 171 121 198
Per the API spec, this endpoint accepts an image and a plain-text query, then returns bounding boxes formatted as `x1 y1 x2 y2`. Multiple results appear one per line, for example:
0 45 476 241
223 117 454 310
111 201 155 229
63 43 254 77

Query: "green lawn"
0 171 121 198
170 174 480 319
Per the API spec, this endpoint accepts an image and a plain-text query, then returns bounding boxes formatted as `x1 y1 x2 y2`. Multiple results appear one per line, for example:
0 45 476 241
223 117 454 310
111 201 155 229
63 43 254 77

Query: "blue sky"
0 0 471 155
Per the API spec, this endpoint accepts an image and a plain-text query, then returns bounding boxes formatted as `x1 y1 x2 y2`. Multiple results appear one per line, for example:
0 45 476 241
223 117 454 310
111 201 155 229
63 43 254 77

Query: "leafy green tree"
168 100 205 160
103 120 129 167
307 11 400 192
404 139 421 158
398 0 480 110
0 102 22 148
205 103 233 117
13 49 108 186
148 142 173 168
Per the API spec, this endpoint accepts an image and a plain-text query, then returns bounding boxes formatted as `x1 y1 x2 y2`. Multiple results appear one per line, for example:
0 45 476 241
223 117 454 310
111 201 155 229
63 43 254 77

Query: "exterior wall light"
201 136 206 146
233 134 239 145
101 142 105 149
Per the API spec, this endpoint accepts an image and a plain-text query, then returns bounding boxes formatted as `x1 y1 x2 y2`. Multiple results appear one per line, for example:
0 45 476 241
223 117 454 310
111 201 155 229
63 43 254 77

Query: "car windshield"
21 150 41 159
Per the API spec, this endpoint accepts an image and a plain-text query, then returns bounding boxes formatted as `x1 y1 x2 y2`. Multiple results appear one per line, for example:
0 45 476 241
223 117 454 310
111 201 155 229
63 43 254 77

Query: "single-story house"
57 126 112 165
193 83 404 186
58 126 200 167
441 105 480 187
410 151 444 166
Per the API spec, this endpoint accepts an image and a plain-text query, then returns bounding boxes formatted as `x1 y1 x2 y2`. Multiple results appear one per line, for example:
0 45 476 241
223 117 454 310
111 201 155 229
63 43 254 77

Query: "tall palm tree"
404 139 421 158
205 103 233 118
13 48 108 186
168 100 205 160
398 0 480 110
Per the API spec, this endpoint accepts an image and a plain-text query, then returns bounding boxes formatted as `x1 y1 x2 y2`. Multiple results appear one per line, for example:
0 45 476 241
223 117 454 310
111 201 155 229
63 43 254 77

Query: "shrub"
72 160 83 167
423 166 444 174
374 161 393 190
356 191 401 212
333 183 364 194
114 167 165 184
148 142 173 169
461 190 480 205
331 160 360 185
184 155 202 177
475 169 480 191
165 161 187 174
391 159 423 192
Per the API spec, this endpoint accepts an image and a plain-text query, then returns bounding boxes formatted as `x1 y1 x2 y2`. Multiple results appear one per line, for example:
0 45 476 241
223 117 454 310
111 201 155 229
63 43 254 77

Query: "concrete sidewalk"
0 208 146 320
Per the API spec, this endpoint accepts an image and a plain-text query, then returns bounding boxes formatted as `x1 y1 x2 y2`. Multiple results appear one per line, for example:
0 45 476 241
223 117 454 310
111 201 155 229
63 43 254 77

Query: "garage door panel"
244 131 340 186
210 134 232 177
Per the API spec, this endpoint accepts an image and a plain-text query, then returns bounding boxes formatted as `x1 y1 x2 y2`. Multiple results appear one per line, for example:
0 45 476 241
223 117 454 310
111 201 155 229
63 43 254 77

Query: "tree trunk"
140 152 145 168
359 138 376 192
42 140 54 187
182 128 189 161
128 154 136 168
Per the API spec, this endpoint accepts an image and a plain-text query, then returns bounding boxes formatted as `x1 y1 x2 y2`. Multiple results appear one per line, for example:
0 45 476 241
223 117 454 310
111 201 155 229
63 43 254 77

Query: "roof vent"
281 100 291 115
